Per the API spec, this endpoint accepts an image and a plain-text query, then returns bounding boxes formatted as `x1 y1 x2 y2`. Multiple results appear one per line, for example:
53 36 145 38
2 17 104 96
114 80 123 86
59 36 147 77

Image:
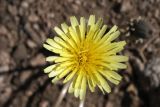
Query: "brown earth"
0 0 160 107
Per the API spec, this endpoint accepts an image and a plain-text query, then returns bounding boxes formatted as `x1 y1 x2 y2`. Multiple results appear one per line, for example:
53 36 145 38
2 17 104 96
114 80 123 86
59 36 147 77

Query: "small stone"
26 39 37 48
145 57 160 87
26 90 33 97
13 44 28 63
25 23 42 45
33 23 40 30
155 9 159 18
21 1 29 9
0 76 5 88
0 51 10 66
47 13 55 19
127 84 138 95
20 70 32 83
68 0 74 3
30 54 46 66
8 5 17 16
0 37 9 51
28 14 39 22
72 4 79 13
75 0 81 5
121 0 133 12
0 87 12 102
0 66 9 72
39 100 49 107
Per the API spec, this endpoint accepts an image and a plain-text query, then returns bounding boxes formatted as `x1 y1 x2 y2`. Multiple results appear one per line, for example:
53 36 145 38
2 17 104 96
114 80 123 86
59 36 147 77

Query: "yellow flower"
43 15 128 100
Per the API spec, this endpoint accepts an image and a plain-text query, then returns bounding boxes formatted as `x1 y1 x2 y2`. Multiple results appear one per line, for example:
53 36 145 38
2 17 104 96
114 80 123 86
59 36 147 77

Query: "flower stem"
79 96 85 107
54 82 70 107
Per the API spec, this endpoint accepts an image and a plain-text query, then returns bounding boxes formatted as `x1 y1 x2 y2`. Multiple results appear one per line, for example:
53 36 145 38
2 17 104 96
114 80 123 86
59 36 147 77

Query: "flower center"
78 50 89 66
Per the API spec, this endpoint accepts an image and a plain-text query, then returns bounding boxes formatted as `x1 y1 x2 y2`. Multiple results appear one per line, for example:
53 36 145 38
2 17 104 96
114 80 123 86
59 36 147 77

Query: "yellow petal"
70 16 79 27
95 72 111 93
100 25 118 43
86 24 98 41
109 63 127 69
59 60 75 67
73 71 83 97
57 66 73 79
94 25 107 41
107 25 118 34
88 15 95 26
44 64 57 73
87 76 95 92
106 70 122 81
63 67 78 83
54 37 70 49
69 27 79 43
98 70 120 85
61 23 69 33
55 57 71 63
80 17 86 40
107 56 128 62
97 85 105 94
46 38 62 49
52 76 60 83
54 27 69 41
60 52 74 57
106 47 124 55
106 31 120 42
68 81 75 93
95 18 103 29
43 44 61 54
46 56 59 62
80 76 87 100
74 71 83 89
48 68 64 78
74 89 80 98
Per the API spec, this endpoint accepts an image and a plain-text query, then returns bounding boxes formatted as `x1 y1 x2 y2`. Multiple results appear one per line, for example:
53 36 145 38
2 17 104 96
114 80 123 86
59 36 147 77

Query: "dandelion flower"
43 15 128 100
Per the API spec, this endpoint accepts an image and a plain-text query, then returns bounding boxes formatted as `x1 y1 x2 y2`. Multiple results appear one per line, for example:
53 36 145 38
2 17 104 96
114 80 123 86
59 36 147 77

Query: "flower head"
43 15 128 100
